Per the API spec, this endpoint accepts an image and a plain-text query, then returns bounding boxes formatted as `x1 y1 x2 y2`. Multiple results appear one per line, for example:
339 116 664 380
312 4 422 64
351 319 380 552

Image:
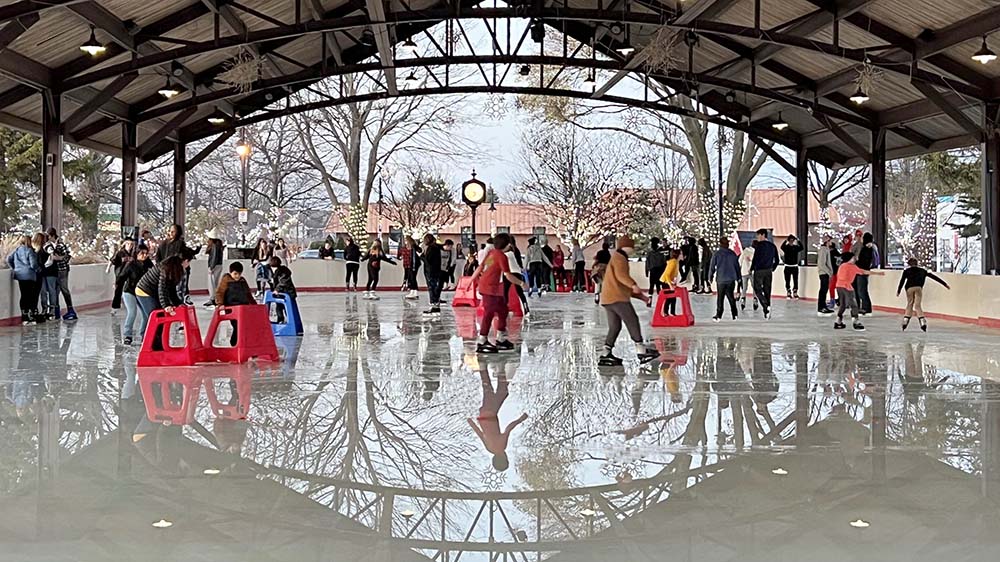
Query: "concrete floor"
1 291 999 561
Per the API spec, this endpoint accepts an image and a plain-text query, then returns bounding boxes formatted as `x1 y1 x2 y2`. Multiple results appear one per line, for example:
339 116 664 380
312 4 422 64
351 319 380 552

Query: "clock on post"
461 170 487 246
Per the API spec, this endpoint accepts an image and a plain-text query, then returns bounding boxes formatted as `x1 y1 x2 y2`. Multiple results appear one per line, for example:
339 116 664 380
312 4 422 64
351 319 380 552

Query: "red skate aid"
651 287 695 327
507 283 524 317
452 276 480 307
137 305 208 366
137 367 202 426
202 304 279 363
202 365 253 420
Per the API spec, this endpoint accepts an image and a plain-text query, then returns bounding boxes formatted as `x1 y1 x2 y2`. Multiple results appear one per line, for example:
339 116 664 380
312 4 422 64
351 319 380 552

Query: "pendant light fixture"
401 38 418 57
849 86 870 105
772 112 789 131
206 107 227 125
158 78 181 99
972 36 997 64
80 27 106 56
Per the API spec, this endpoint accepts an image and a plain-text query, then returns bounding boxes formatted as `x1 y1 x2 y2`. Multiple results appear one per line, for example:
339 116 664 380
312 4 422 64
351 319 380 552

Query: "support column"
795 147 809 252
41 92 63 232
982 102 1000 274
121 122 138 237
870 129 887 258
172 142 186 226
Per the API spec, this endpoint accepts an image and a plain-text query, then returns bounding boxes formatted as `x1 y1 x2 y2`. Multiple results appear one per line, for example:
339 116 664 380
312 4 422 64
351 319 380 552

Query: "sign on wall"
98 203 121 232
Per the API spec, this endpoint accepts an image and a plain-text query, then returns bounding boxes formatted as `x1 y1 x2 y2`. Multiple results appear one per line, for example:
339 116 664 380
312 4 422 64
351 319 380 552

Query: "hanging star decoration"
218 48 263 93
482 95 509 120
643 28 682 74
854 59 883 99
481 466 507 491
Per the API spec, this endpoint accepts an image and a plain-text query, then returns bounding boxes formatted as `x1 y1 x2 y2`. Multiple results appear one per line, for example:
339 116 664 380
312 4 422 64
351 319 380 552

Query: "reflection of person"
467 364 527 472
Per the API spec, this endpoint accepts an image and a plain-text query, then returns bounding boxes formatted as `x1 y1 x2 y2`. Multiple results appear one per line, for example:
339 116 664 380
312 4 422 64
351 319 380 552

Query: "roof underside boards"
0 0 996 168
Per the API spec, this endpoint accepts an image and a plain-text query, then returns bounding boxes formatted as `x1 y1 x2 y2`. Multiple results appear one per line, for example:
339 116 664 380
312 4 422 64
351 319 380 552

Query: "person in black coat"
421 234 443 313
268 256 298 325
343 236 362 290
110 238 136 313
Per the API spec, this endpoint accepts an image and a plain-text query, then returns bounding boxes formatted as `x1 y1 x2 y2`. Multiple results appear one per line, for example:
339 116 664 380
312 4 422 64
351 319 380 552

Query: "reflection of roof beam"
673 0 739 26
365 0 398 95
713 0 874 80
910 80 983 140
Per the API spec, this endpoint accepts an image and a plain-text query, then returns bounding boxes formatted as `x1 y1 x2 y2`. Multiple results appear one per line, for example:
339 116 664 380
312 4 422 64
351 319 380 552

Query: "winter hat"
616 235 635 250
205 228 222 240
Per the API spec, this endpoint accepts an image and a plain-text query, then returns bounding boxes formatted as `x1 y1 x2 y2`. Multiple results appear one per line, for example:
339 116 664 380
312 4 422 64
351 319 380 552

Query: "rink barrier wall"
2 261 999 328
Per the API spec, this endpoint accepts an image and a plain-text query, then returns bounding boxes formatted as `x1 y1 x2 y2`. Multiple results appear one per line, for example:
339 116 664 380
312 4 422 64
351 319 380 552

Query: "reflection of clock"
462 178 486 206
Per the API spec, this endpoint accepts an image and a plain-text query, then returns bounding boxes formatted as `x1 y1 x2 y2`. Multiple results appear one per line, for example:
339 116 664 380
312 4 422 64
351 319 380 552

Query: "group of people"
6 228 77 325
645 236 718 296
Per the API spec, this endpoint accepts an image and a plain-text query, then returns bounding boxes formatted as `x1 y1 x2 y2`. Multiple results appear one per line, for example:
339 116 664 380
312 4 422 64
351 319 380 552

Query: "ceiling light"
584 71 595 84
772 112 789 131
972 36 997 64
616 46 635 56
401 509 416 519
724 91 736 103
203 468 221 475
80 27 106 56
580 508 596 518
519 64 531 76
771 467 788 475
849 86 870 105
404 71 418 83
849 519 870 528
151 519 173 528
401 38 418 57
158 78 181 99
530 21 545 43
609 23 624 35
360 29 376 47
206 108 227 125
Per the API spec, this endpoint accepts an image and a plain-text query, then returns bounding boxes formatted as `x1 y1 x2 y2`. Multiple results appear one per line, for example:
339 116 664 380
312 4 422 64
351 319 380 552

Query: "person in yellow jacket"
658 249 682 315
599 235 658 366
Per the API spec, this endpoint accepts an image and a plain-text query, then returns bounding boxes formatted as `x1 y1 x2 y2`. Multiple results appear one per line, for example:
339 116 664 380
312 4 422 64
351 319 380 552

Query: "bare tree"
808 161 868 209
380 168 460 238
518 123 647 246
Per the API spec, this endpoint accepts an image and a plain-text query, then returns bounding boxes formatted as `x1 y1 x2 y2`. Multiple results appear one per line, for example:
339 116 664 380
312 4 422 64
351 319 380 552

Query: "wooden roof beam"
364 0 398 96
0 12 38 50
308 0 344 66
910 79 983 141
815 113 870 163
672 0 740 26
138 106 197 159
63 72 137 132
0 1 86 25
915 5 1000 60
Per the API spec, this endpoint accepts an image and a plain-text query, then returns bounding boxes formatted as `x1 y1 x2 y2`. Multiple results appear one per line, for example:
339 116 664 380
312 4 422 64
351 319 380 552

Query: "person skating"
541 239 555 293
683 237 701 293
708 237 741 322
470 233 527 353
362 240 395 299
571 239 587 292
598 235 657 366
135 252 194 351
504 240 531 316
119 247 152 345
658 249 682 315
399 235 422 299
318 240 336 260
832 251 868 331
855 232 877 315
463 246 479 277
645 237 666 297
525 237 551 297
896 257 950 332
738 241 756 311
698 238 713 294
6 235 40 326
421 234 444 315
268 256 299 326
592 241 612 304
109 238 136 315
45 228 78 320
155 223 193 306
214 262 254 346
750 229 779 319
272 238 290 264
251 237 272 299
816 235 836 315
441 239 456 290
780 234 802 299
203 230 224 307
38 233 59 320
343 236 362 291
552 245 566 290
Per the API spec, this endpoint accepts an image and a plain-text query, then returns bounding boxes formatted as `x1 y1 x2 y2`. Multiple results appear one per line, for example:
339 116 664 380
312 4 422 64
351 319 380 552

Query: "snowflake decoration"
854 60 884 98
481 467 507 491
623 107 644 130
643 28 682 74
218 48 263 93
482 95 508 120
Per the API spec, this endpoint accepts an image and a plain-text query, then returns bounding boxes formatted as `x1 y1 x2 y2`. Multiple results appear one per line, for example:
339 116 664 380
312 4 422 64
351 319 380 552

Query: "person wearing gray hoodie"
525 237 551 297
816 235 836 315
708 237 741 322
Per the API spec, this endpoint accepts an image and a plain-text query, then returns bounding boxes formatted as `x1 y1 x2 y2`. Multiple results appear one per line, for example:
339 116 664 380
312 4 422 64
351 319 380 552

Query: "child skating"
470 233 527 354
896 257 950 332
832 251 869 331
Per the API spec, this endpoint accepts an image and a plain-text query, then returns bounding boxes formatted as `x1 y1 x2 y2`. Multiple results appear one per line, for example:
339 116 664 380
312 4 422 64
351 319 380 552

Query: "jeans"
208 265 223 302
528 262 545 294
715 280 737 318
818 274 830 311
57 270 73 308
136 294 158 343
480 294 508 337
122 292 139 339
603 301 643 352
346 263 359 287
752 270 773 311
836 287 859 320
41 275 59 313
784 265 799 293
854 275 872 313
426 275 442 305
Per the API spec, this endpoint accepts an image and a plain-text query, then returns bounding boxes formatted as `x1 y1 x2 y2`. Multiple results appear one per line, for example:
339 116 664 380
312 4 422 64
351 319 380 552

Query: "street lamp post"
236 128 251 246
462 170 487 251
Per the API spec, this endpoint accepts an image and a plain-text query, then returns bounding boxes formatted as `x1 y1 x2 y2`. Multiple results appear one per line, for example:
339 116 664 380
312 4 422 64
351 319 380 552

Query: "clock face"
463 180 486 204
